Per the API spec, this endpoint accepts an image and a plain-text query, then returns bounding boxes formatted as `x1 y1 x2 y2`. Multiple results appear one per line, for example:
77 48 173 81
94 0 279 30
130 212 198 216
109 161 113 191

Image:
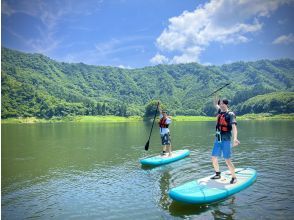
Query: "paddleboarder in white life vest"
211 97 240 184
158 103 172 157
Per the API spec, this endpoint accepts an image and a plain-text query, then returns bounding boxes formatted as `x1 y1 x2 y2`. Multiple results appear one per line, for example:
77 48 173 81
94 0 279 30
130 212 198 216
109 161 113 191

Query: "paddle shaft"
207 83 230 98
145 102 159 150
147 102 159 141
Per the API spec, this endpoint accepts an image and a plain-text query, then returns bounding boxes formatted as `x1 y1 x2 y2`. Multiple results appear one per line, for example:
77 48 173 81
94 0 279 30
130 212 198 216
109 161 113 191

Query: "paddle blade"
145 140 150 151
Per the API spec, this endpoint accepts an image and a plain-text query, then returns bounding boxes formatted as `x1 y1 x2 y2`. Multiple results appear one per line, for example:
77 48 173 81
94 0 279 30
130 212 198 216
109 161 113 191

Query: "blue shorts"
211 140 232 159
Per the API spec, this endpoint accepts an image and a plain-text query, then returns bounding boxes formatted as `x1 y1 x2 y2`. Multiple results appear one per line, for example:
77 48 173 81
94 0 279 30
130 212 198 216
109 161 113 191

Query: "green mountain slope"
1 47 294 118
236 92 294 115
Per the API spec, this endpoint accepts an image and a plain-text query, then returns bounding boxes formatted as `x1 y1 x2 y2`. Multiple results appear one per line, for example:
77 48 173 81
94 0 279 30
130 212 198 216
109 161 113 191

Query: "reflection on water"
2 121 294 219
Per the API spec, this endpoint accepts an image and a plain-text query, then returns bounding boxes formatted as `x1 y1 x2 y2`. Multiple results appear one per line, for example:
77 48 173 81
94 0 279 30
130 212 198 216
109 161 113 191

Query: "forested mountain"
1 47 294 118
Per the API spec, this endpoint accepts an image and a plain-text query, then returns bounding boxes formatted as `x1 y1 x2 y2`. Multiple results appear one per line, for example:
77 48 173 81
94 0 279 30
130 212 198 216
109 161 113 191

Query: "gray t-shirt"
217 111 237 141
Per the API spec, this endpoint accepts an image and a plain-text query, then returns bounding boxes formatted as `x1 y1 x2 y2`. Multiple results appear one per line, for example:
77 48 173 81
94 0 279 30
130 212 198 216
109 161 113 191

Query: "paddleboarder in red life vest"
158 103 172 157
211 98 240 184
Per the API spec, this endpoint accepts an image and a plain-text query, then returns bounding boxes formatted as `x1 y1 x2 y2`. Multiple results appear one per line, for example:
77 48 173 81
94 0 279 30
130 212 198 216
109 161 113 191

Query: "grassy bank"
172 116 215 121
1 116 142 124
238 113 294 120
1 114 294 124
173 114 294 121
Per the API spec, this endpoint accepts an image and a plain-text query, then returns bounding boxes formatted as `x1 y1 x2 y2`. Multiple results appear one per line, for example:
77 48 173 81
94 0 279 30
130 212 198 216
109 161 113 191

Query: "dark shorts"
161 133 171 145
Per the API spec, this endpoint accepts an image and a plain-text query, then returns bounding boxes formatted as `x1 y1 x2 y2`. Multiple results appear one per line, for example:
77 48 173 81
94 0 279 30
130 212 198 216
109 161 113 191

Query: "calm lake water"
2 120 294 219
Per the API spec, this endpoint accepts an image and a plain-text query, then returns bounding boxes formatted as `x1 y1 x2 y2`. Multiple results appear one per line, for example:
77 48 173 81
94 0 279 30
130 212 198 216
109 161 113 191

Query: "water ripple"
2 121 294 219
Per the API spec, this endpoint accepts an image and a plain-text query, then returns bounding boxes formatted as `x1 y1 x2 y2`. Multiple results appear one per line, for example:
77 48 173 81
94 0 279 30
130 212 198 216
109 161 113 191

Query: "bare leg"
162 145 167 152
225 159 236 178
167 144 172 156
212 156 220 172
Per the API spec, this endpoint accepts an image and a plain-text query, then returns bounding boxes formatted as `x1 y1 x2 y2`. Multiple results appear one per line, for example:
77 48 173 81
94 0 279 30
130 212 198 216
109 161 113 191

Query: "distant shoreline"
1 113 294 124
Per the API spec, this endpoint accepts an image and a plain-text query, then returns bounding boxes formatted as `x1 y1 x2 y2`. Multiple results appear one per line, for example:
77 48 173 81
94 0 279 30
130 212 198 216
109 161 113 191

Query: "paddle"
145 101 160 151
207 83 231 98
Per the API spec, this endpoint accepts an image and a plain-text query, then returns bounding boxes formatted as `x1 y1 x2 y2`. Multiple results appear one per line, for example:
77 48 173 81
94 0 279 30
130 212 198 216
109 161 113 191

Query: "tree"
144 100 167 118
2 47 294 118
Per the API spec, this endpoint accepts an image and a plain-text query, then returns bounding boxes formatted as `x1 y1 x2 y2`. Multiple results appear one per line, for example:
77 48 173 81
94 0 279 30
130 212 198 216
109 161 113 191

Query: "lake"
2 120 294 219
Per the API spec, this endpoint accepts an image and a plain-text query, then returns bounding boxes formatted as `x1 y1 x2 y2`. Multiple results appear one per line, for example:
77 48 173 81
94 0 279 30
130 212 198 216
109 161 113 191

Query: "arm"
158 101 162 114
213 95 220 111
158 102 163 119
232 124 240 147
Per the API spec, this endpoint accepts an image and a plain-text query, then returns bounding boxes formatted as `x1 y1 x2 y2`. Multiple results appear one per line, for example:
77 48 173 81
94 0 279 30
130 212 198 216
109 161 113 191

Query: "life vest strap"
159 117 169 128
216 112 232 132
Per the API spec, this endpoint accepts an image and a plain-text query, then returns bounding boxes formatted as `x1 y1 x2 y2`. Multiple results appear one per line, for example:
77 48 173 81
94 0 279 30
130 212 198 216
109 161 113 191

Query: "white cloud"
278 19 288 25
60 37 146 66
118 65 133 69
152 0 292 65
150 54 169 65
272 34 294 45
2 1 15 16
202 62 212 66
171 46 203 64
95 37 148 58
2 0 104 54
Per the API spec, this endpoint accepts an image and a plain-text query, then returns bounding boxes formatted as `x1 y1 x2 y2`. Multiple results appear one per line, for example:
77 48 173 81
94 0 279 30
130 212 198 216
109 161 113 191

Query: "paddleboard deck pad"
140 149 190 166
169 168 257 204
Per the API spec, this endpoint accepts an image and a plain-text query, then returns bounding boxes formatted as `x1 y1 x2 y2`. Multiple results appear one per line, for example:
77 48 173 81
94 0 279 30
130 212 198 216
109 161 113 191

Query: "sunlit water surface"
2 121 294 219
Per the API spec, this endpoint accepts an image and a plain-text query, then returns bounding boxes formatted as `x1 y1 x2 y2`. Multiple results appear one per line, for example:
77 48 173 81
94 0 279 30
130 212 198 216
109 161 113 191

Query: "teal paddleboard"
140 149 190 166
169 168 257 204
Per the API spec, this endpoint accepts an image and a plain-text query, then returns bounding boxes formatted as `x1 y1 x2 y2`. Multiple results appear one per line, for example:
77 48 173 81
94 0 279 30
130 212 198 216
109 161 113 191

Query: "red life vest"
159 117 169 128
216 112 232 132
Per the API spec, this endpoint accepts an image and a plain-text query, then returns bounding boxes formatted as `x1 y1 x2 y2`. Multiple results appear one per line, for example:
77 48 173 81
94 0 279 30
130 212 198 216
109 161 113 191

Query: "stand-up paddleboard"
169 168 257 204
140 149 190 166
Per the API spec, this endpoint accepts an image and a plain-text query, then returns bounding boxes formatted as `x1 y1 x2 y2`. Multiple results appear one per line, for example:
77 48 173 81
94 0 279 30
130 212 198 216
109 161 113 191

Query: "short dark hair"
222 99 229 105
162 110 167 114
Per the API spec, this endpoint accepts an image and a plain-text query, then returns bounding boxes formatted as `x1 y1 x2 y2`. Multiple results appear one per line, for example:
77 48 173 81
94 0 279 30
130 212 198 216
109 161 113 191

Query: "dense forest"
1 47 294 119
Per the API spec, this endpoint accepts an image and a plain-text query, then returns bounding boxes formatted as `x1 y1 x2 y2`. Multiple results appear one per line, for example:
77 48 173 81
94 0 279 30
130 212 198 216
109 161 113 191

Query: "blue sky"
2 0 294 68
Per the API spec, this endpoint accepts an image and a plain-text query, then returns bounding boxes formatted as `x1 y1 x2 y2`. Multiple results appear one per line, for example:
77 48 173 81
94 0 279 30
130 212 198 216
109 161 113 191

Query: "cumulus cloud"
272 33 294 45
171 46 203 64
150 53 169 65
151 0 291 65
